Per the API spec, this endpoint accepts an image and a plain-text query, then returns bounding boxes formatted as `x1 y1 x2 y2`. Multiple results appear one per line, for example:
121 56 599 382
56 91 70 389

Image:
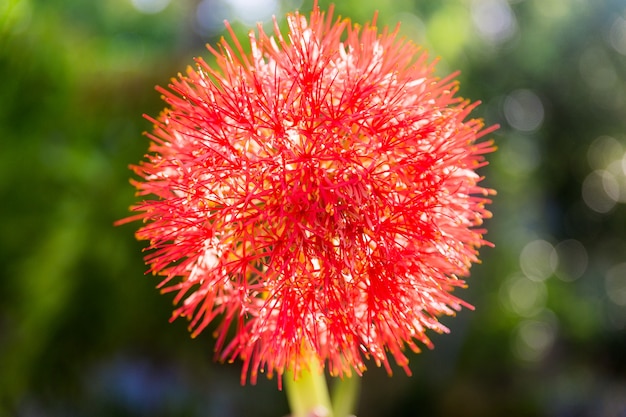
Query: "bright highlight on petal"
119 3 497 385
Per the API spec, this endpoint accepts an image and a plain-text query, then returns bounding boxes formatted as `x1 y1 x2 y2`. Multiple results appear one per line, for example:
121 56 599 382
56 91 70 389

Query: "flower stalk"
285 359 333 417
331 374 360 417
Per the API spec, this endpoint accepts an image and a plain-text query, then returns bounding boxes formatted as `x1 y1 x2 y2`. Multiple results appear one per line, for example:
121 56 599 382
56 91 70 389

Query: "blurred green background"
2 0 626 415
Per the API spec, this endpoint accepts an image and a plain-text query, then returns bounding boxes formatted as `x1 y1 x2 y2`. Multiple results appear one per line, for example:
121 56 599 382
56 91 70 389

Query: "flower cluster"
121 4 496 385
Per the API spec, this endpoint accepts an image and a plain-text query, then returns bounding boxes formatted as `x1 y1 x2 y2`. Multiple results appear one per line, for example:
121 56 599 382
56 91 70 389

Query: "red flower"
120 4 496 385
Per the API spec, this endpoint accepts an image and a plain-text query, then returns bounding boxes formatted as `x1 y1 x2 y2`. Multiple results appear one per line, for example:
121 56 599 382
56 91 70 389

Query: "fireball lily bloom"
120 1 495 403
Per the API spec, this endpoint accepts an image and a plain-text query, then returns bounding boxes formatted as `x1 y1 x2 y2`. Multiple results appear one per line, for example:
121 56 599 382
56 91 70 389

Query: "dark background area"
1 0 626 415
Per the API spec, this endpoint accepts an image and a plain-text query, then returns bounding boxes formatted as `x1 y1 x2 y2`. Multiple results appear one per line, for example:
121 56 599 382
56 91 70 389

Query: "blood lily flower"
119 4 496 386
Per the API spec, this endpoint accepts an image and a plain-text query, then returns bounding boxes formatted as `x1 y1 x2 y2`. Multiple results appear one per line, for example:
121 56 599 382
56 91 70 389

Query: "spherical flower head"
121 4 496 385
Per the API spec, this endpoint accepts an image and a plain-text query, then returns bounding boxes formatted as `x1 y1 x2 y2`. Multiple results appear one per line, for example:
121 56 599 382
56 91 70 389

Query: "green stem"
331 375 360 417
285 359 333 417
